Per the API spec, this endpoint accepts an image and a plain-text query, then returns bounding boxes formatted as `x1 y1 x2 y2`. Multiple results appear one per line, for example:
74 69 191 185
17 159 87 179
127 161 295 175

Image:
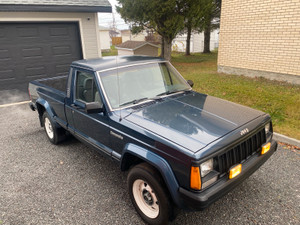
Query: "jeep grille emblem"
240 128 249 136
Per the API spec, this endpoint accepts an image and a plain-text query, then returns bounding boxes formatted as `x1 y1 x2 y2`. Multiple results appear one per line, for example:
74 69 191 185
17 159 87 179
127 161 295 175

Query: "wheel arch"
121 143 183 208
35 98 60 129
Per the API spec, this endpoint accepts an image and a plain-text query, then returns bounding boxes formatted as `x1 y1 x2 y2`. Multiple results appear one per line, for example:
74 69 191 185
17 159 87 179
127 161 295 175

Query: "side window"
75 71 102 103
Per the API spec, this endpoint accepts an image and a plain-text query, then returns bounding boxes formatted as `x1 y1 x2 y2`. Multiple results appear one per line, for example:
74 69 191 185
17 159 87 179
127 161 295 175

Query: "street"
0 104 299 225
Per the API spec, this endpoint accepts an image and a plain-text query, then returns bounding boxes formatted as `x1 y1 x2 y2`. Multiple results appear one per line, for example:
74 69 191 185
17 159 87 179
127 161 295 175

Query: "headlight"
265 123 271 134
200 159 213 177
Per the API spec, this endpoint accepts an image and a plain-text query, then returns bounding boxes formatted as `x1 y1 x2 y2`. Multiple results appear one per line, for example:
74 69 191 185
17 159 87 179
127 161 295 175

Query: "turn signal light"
229 164 242 179
261 142 271 155
190 166 201 190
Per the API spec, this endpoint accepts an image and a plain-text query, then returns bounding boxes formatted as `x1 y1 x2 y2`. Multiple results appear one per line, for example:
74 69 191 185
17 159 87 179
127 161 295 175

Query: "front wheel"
42 112 65 144
127 163 173 225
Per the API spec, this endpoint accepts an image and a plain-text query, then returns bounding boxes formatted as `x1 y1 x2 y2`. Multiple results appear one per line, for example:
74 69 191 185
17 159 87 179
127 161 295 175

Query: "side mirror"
85 102 104 114
187 80 194 88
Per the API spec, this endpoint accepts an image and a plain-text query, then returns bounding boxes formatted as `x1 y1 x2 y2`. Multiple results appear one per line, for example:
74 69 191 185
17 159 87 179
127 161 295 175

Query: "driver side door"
71 69 112 156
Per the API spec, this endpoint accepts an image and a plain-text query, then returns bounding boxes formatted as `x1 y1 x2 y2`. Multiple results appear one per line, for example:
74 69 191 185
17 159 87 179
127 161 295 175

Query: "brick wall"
218 0 300 82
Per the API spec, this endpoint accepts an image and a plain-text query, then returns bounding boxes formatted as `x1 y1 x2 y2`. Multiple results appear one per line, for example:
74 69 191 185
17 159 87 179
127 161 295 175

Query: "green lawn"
101 48 300 139
171 52 300 140
101 45 118 56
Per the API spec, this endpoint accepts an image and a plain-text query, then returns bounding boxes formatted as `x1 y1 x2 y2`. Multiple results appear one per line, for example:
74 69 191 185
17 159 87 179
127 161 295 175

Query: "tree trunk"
203 25 211 53
185 24 192 56
163 37 172 61
160 38 165 58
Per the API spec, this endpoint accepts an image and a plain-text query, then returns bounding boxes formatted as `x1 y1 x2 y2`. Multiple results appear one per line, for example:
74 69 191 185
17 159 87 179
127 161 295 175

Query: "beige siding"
99 30 110 50
118 49 134 56
134 45 158 57
0 12 101 59
218 0 300 77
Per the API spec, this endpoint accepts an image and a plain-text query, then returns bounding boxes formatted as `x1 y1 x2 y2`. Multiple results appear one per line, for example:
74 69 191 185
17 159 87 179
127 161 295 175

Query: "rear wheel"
42 112 65 144
127 163 172 225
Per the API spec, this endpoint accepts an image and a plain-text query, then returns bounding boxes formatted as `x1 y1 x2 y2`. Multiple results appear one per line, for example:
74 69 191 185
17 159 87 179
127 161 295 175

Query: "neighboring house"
99 25 110 51
121 29 146 42
218 1 300 84
173 30 219 53
116 41 159 57
109 29 121 37
0 0 111 102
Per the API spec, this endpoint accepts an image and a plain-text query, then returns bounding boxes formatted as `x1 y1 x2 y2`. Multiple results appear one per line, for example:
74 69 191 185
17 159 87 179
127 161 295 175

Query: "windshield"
99 62 191 109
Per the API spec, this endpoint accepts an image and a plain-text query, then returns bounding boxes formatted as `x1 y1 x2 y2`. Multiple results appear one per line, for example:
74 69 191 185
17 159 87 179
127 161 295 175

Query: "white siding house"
99 25 110 50
173 30 219 53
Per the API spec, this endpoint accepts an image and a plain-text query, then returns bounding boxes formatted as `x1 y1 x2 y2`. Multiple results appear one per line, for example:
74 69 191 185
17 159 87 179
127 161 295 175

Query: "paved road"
0 104 299 225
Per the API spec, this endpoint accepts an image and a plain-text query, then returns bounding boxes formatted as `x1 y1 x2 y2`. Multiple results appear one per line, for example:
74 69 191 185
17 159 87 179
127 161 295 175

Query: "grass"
102 45 118 56
171 52 300 140
101 48 300 139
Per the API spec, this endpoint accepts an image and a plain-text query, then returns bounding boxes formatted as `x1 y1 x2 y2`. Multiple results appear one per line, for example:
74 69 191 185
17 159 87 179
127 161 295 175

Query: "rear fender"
36 98 61 129
121 143 183 207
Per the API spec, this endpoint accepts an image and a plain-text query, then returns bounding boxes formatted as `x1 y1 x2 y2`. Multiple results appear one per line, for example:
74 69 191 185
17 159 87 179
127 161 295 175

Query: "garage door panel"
52 45 72 57
0 22 82 102
0 26 9 40
0 49 12 62
0 69 15 82
24 66 47 79
21 47 44 59
16 26 39 38
55 63 71 76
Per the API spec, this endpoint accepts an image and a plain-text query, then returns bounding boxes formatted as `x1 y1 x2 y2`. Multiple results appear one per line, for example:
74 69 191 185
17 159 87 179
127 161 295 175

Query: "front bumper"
178 139 278 210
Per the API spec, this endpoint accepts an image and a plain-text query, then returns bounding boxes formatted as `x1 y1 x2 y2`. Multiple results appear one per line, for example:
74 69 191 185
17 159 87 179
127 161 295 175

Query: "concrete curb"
273 132 300 148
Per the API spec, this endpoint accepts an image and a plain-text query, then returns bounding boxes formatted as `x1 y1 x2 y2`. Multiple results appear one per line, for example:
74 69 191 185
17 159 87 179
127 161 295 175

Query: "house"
218 1 300 84
0 0 111 103
173 30 219 53
116 41 159 57
121 29 146 42
99 25 110 51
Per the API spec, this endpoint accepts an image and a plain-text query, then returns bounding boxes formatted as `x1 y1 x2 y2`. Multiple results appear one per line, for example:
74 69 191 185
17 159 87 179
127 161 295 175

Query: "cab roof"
71 56 166 72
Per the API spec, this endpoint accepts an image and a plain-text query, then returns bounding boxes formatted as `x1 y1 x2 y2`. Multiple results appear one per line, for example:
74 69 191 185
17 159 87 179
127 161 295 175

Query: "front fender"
121 143 183 208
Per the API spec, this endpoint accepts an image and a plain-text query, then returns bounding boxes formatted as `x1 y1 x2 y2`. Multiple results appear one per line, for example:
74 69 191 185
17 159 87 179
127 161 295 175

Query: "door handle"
71 104 81 110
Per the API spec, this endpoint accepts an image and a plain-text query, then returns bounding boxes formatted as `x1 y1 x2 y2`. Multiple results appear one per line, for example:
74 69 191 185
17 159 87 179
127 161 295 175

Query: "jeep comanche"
28 56 277 225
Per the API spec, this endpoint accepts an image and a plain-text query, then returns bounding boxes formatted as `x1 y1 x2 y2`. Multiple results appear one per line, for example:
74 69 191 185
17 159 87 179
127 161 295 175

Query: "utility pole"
112 12 117 31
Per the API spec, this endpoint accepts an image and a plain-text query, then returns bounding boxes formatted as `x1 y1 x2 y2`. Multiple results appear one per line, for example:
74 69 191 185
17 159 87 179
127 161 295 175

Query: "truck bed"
37 75 68 93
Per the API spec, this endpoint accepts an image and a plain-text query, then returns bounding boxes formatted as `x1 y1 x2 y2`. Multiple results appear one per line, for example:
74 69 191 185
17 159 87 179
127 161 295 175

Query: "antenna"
116 55 122 122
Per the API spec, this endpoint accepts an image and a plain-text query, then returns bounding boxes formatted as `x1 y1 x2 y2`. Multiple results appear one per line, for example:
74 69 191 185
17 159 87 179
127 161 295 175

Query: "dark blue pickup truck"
28 56 277 225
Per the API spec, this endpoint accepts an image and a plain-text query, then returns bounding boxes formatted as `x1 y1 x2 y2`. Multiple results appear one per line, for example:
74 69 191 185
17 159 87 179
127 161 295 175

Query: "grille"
215 129 266 174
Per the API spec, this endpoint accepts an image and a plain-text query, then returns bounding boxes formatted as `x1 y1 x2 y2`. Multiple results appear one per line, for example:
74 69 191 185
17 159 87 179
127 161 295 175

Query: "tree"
116 0 185 60
198 0 221 53
179 0 205 55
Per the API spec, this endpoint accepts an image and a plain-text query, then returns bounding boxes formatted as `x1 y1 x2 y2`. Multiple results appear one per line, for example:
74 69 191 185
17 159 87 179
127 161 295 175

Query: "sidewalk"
273 132 300 148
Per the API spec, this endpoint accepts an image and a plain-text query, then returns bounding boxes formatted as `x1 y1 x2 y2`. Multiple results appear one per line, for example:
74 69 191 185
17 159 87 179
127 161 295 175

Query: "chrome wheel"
132 179 159 219
44 117 54 139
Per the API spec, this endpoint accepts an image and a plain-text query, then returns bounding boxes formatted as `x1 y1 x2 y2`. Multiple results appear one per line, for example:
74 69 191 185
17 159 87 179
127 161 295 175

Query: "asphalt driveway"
0 104 299 225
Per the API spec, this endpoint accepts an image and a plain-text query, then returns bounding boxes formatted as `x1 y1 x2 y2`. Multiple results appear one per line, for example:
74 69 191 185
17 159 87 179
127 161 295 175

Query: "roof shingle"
116 41 159 50
0 0 110 7
0 0 111 12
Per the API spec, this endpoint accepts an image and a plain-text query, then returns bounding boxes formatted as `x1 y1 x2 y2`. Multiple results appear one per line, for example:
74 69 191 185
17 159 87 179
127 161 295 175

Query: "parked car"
28 56 277 225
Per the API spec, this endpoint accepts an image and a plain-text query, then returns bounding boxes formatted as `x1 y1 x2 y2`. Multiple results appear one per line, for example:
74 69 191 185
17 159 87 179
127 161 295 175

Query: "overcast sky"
98 0 129 30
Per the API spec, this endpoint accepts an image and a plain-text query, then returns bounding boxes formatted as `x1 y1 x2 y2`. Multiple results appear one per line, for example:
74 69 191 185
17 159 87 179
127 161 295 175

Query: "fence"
112 37 122 45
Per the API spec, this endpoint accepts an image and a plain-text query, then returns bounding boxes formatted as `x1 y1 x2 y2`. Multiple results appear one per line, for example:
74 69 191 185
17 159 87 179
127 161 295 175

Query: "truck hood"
124 92 264 152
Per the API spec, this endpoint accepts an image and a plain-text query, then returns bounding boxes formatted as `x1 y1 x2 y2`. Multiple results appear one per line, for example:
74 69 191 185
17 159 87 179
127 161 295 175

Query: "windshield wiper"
119 97 149 107
156 89 189 97
156 90 177 97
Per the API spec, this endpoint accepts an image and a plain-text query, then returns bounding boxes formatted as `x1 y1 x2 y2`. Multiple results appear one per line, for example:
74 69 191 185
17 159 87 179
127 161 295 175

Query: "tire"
42 112 65 145
127 163 173 225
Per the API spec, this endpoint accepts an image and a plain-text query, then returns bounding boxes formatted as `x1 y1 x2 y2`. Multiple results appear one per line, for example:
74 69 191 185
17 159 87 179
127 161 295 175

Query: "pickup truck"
28 56 277 225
